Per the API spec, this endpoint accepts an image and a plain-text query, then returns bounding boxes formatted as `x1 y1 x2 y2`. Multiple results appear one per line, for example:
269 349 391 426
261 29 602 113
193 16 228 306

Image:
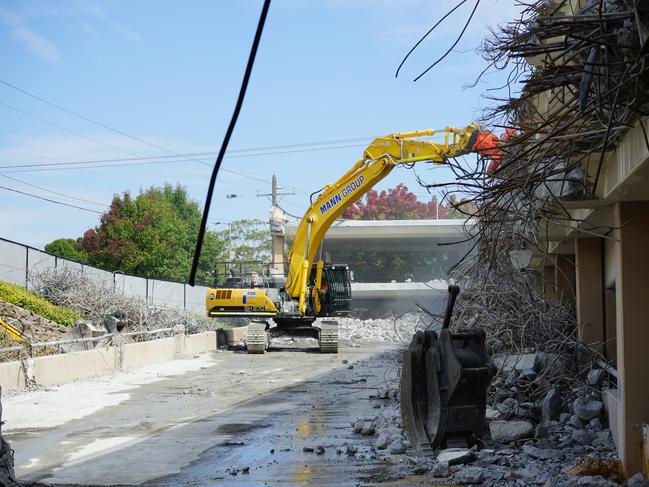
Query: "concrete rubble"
341 338 635 487
30 268 214 336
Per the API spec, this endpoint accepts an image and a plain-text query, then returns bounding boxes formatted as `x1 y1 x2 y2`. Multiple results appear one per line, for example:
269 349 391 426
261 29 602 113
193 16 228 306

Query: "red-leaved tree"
342 183 449 220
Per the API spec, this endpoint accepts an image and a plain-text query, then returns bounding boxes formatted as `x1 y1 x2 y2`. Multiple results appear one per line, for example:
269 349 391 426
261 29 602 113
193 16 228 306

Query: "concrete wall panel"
33 348 116 386
122 337 175 369
0 360 25 389
186 332 217 355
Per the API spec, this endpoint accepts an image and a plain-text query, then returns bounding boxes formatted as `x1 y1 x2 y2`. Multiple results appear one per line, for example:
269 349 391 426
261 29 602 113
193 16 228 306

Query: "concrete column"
556 255 576 303
575 238 604 352
613 201 649 475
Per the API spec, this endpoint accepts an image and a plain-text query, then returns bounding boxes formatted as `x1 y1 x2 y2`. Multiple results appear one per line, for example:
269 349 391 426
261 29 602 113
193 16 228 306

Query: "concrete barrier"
0 330 218 391
33 348 117 386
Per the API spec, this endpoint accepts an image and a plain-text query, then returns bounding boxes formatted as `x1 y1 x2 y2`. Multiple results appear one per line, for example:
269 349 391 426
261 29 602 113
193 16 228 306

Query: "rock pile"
0 299 68 344
349 350 640 487
336 313 424 344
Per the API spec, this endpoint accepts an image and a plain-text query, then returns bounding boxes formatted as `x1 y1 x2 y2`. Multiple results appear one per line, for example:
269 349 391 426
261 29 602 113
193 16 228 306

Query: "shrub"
0 281 82 326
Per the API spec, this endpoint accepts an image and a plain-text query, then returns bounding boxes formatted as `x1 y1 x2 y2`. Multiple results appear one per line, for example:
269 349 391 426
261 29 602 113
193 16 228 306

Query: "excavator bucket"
401 285 494 455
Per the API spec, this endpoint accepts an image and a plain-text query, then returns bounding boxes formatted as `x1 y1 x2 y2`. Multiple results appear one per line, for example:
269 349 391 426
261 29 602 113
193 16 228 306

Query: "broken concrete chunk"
571 429 595 446
522 444 559 460
453 466 484 484
573 397 604 421
360 422 375 436
352 419 375 435
569 415 586 429
628 473 649 487
374 433 391 450
569 475 620 487
587 369 604 387
387 439 407 454
494 353 537 373
542 387 562 422
485 407 501 421
589 418 603 431
431 462 449 477
489 420 534 443
436 448 477 466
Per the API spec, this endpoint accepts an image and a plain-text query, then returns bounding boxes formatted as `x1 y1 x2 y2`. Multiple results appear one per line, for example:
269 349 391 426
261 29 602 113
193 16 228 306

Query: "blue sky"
0 0 522 248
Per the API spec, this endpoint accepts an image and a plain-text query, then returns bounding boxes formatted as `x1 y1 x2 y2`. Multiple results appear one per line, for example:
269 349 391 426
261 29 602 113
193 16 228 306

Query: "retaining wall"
0 331 217 391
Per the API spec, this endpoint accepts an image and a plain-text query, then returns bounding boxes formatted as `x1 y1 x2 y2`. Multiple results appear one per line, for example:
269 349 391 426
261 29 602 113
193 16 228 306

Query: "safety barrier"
0 325 218 390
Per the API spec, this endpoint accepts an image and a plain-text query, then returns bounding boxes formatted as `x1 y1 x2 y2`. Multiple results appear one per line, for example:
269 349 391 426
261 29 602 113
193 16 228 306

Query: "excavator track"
246 322 268 354
318 321 339 354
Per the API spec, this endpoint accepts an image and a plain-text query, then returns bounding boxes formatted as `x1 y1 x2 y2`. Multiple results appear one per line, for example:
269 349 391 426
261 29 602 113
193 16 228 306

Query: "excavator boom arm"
285 124 499 312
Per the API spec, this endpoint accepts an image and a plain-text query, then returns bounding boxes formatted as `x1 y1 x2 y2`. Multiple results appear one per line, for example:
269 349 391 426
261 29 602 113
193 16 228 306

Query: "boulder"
573 397 604 421
489 420 534 443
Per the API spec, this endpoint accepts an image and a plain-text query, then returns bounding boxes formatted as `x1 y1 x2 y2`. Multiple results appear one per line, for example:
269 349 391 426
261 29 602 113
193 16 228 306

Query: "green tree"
44 238 89 263
80 184 227 284
226 219 272 263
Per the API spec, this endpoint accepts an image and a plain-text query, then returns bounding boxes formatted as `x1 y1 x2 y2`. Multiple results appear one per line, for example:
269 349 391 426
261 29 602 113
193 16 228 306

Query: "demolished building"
429 0 649 476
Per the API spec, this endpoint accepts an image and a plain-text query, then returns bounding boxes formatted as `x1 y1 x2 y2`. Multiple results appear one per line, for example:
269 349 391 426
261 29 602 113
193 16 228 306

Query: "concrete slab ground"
6 340 400 486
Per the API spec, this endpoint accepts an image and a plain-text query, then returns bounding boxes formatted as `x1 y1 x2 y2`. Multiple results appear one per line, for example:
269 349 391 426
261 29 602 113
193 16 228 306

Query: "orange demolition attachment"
470 128 518 175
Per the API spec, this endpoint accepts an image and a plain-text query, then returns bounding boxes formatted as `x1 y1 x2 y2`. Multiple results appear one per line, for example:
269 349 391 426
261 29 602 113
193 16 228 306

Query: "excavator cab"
313 264 352 317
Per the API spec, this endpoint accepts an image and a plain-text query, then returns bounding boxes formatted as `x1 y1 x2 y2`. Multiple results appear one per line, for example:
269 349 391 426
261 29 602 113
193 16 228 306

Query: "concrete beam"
286 219 475 244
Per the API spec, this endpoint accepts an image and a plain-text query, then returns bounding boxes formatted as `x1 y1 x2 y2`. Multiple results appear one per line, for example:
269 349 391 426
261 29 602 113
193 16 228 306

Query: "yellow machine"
206 124 501 353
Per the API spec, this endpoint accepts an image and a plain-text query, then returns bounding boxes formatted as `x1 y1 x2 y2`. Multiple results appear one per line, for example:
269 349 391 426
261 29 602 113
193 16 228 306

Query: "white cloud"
10 26 62 62
116 26 142 43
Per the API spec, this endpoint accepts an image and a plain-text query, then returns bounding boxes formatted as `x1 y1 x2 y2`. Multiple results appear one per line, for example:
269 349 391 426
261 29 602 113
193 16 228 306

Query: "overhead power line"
0 143 366 172
0 79 214 169
0 184 102 213
0 100 212 180
0 101 146 159
0 174 105 206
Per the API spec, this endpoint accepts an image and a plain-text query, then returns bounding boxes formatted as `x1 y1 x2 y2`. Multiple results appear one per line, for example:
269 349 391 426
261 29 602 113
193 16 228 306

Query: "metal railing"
0 327 176 355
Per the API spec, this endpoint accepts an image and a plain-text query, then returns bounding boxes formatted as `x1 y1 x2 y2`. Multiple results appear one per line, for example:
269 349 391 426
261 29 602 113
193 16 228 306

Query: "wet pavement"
147 346 401 486
7 340 408 486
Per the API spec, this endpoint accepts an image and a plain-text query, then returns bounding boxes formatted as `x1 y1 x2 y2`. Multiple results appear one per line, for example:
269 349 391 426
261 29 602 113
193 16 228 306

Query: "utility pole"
258 174 295 277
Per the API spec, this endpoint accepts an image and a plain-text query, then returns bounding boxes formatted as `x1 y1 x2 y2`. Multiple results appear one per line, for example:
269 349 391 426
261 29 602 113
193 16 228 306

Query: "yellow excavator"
206 123 502 353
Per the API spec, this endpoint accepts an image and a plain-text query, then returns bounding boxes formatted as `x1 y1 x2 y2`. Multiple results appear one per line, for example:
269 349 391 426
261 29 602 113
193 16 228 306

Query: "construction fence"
0 237 209 315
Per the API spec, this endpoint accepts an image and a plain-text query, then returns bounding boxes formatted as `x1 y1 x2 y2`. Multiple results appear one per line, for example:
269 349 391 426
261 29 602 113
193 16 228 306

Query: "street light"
226 194 242 199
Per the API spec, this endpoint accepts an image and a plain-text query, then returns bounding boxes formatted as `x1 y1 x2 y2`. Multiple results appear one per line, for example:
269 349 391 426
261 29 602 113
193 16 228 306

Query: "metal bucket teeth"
318 322 339 354
246 323 268 354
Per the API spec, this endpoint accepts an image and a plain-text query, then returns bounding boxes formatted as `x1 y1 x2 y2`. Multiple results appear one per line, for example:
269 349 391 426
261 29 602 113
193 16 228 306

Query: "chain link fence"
0 237 209 315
